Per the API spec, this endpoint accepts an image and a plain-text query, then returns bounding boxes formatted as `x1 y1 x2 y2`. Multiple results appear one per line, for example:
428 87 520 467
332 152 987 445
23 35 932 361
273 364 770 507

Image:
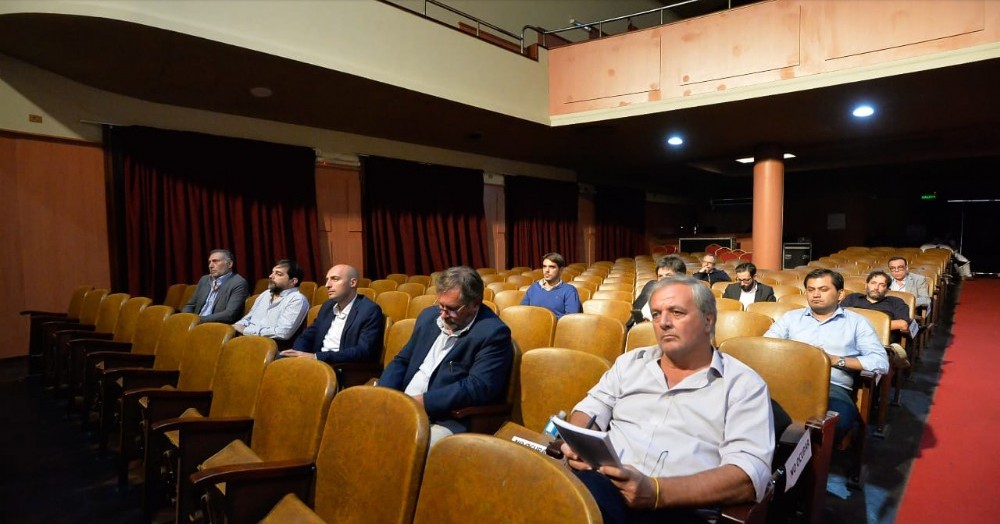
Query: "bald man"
281 264 384 365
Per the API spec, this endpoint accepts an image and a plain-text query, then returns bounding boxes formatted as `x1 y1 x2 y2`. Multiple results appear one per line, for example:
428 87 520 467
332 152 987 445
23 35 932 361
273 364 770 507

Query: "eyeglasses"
888 266 907 272
434 301 468 316
736 278 754 284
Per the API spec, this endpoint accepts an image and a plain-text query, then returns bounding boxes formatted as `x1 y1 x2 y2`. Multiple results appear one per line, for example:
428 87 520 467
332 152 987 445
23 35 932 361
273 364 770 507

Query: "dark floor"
0 281 959 524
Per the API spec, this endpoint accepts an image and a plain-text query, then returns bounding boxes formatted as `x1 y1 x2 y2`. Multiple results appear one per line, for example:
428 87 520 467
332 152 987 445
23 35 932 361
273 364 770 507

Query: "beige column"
752 145 784 271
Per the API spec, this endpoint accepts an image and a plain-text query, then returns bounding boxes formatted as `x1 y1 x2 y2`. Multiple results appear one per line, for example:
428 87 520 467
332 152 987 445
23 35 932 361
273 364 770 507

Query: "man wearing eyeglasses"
280 264 385 365
722 262 776 309
886 257 931 310
692 254 731 285
378 266 514 446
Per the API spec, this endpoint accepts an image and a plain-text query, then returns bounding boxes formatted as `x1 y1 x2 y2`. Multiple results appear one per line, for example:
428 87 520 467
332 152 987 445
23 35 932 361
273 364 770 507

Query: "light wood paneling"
314 164 364 279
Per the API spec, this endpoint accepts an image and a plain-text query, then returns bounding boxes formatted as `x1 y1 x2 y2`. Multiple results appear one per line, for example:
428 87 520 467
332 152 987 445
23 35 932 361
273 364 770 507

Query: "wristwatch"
836 357 847 368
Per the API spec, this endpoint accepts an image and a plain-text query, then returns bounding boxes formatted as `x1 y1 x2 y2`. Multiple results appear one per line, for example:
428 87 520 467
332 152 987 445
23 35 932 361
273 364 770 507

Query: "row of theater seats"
20 248 954 524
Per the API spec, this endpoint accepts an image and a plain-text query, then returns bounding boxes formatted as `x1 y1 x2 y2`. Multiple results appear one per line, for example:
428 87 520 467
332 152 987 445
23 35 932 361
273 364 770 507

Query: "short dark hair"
275 259 304 287
887 256 908 267
542 252 566 268
866 270 891 285
734 262 757 277
656 255 687 275
804 268 844 291
436 266 485 304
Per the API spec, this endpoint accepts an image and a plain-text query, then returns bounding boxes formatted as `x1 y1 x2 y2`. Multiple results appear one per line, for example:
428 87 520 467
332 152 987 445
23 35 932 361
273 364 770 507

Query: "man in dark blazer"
378 266 513 445
723 262 776 308
281 264 384 364
629 255 687 328
182 248 250 324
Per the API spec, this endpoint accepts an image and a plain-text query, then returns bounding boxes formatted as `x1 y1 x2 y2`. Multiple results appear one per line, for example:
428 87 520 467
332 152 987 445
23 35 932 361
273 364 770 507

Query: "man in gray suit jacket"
887 257 931 309
723 262 776 309
182 248 250 324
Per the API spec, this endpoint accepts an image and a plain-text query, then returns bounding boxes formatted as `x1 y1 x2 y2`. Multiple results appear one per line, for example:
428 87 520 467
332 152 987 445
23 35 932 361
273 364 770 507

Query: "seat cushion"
200 439 262 495
260 494 327 524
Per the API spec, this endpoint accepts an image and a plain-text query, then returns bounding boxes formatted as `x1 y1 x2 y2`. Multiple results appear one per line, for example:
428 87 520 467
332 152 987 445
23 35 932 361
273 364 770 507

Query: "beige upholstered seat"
500 305 556 352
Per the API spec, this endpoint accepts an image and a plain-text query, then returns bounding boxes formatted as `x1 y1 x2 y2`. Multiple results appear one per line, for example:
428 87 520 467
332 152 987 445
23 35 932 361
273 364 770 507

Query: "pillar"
752 144 784 271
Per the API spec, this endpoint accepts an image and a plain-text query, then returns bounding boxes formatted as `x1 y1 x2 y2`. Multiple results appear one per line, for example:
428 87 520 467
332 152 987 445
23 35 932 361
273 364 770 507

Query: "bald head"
326 264 360 306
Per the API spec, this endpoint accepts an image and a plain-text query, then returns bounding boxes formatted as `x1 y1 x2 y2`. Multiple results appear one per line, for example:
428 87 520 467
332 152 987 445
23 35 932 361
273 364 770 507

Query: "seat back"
506 274 534 288
112 296 152 342
713 310 774 346
772 284 803 300
412 434 601 524
499 305 556 352
93 293 130 333
251 358 337 461
306 304 323 327
78 288 110 326
625 322 657 351
376 290 410 324
311 286 329 308
130 305 174 355
719 336 830 423
716 297 744 311
492 289 525 312
384 318 417 367
845 307 891 346
406 294 437 319
396 282 426 299
152 313 200 370
253 278 270 294
746 301 804 322
244 294 258 315
180 284 199 309
175 323 235 390
208 336 278 418
886 290 917 319
386 273 408 285
162 283 187 310
370 279 398 294
298 282 318 306
407 275 432 287
580 299 631 326
67 285 93 318
777 294 810 307
313 387 429 523
520 348 610 433
553 313 625 362
357 287 377 301
591 290 632 303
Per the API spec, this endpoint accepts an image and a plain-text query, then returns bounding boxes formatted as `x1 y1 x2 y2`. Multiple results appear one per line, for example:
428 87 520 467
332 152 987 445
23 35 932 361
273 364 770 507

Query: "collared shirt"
573 348 774 502
235 287 309 340
200 272 234 316
403 315 475 396
891 274 931 309
321 295 356 352
539 278 562 291
764 306 889 390
738 284 757 309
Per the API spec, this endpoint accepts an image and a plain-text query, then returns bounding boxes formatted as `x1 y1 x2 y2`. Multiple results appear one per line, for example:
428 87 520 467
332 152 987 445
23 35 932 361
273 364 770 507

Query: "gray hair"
436 266 485 304
210 249 235 264
648 275 717 334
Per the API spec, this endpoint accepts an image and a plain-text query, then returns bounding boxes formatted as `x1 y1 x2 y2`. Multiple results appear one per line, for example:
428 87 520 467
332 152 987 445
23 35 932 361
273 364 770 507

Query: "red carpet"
896 279 1000 523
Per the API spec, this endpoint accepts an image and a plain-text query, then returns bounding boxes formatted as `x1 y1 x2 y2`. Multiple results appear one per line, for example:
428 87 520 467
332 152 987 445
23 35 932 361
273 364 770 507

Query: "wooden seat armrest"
40 320 87 333
116 369 181 391
191 460 316 524
67 335 117 352
94 353 155 370
66 332 113 343
21 310 68 317
142 389 213 423
53 327 98 339
333 362 384 389
75 340 133 354
161 417 256 478
451 403 512 434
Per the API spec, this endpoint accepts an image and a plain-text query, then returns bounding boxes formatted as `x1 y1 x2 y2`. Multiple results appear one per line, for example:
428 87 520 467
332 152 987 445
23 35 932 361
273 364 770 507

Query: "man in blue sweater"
520 252 581 318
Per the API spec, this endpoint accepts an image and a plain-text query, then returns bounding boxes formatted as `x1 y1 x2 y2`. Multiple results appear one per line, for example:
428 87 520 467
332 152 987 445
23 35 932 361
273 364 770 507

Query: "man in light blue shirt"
764 268 888 439
234 259 309 346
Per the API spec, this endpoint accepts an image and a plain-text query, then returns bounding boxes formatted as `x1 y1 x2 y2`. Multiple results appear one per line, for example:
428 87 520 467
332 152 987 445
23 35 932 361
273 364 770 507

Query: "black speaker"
782 243 812 269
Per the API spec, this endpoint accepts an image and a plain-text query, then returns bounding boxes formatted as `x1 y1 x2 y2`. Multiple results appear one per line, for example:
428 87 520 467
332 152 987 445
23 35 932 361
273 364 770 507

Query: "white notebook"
552 416 623 470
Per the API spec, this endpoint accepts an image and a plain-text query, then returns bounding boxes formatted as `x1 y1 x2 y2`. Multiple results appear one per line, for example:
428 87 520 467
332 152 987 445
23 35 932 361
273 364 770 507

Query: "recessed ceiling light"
852 104 875 118
250 86 273 98
666 136 683 146
783 153 796 160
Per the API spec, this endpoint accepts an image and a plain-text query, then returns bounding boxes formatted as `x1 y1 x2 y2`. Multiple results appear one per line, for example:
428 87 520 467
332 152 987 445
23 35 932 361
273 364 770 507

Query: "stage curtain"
505 176 578 268
595 185 645 261
106 125 322 302
361 156 489 277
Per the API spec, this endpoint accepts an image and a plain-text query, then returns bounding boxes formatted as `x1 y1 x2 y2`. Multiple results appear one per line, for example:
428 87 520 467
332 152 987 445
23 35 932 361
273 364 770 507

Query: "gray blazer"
182 272 250 324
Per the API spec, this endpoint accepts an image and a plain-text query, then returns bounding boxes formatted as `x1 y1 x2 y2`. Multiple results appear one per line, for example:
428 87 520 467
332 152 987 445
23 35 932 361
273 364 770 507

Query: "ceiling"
1 9 999 192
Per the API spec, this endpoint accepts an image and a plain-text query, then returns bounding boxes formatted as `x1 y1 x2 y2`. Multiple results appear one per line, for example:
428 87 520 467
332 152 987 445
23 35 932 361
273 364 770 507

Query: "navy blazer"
292 294 385 365
722 282 776 303
182 272 250 324
378 305 513 434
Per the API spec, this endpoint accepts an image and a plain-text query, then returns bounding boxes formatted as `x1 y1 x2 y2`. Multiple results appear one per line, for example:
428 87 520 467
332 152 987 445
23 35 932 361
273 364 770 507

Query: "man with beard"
233 259 310 345
722 262 776 309
378 266 514 446
840 270 911 366
520 252 581 319
765 269 888 440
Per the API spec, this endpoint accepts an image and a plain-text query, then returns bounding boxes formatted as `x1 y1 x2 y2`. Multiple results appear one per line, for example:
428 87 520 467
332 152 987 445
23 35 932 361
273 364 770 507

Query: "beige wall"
0 133 110 359
549 0 1000 121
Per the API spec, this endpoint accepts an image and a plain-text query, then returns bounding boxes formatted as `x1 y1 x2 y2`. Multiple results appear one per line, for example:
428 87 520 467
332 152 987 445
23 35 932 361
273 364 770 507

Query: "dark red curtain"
361 156 489 277
506 176 578 267
106 126 322 302
595 185 645 260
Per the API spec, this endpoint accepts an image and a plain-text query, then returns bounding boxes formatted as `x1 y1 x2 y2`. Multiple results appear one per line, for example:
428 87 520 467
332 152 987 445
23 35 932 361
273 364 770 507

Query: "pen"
586 414 598 430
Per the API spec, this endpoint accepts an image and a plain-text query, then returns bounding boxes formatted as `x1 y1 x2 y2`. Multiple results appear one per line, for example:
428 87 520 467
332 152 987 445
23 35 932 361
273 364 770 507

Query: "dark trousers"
828 384 860 441
574 470 709 524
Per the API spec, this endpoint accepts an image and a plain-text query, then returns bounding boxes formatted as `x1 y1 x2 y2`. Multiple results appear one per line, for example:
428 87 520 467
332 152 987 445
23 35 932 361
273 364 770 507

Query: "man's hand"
278 349 316 359
560 442 592 471
411 394 424 407
233 324 245 334
600 465 658 510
